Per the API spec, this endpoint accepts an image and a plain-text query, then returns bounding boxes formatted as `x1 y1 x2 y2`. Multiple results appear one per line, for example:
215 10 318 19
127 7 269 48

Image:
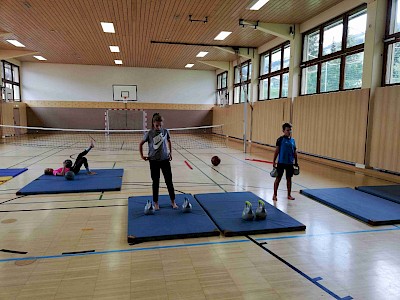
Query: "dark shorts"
276 163 294 178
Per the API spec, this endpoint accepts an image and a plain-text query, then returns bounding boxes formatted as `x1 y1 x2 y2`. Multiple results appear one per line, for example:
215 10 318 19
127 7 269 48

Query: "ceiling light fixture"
101 22 115 33
214 31 232 41
196 51 209 57
248 0 270 11
185 64 194 68
109 46 120 52
6 40 25 47
33 56 47 61
114 60 123 65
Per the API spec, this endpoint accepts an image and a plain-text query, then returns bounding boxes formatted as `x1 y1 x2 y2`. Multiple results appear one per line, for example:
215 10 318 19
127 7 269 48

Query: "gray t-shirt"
143 128 171 161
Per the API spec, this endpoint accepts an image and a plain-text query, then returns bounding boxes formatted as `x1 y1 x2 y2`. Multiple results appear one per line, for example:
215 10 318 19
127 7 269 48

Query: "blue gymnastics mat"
300 188 400 225
194 191 306 237
355 185 400 205
127 194 220 244
0 168 28 177
16 169 124 195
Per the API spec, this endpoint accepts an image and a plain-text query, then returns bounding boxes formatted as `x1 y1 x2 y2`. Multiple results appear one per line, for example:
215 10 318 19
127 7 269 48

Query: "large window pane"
282 73 289 97
390 0 400 34
344 52 364 89
4 63 12 81
283 45 290 69
321 58 341 92
234 67 240 84
240 84 250 103
270 76 280 99
323 20 343 56
304 30 320 61
260 79 269 100
347 10 367 48
222 72 227 88
302 65 318 94
271 49 281 72
261 54 270 75
217 76 222 89
386 42 400 84
241 64 248 82
234 86 240 103
12 65 19 83
13 85 20 100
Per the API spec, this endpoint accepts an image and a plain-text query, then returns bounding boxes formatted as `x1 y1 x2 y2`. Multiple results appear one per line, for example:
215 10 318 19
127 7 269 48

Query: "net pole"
237 50 247 153
106 110 109 135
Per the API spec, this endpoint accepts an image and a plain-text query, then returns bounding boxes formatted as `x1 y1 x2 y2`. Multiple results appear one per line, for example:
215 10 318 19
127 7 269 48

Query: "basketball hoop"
123 96 128 104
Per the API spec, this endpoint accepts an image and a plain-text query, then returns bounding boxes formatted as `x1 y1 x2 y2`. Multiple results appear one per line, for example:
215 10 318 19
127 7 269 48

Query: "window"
233 60 251 104
259 42 290 100
383 0 400 85
1 61 21 101
300 5 367 95
216 71 228 105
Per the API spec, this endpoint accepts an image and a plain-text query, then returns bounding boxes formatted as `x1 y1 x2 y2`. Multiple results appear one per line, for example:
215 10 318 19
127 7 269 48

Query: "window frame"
259 42 290 101
300 4 367 95
216 71 228 105
382 0 400 86
1 60 21 101
233 60 251 104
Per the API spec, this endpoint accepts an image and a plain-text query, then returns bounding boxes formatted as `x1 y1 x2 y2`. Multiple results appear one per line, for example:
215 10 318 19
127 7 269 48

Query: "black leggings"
149 160 175 203
72 149 89 174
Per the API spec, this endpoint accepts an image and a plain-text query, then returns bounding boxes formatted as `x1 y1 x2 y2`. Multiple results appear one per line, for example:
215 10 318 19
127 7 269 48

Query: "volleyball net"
0 124 227 151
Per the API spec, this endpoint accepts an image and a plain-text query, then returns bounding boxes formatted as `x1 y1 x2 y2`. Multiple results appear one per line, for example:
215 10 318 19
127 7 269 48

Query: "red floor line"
184 160 193 170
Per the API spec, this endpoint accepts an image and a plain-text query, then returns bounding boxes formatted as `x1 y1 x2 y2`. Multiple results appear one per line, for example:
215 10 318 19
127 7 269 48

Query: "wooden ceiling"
0 0 344 70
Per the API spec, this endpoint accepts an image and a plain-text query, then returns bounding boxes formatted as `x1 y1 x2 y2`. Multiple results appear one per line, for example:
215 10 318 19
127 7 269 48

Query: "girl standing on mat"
44 141 96 176
139 113 177 210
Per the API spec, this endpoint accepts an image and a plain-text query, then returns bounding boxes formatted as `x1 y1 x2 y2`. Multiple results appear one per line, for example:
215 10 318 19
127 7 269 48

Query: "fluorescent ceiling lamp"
109 46 120 52
248 0 270 10
33 56 47 61
6 40 25 47
196 51 209 57
185 64 194 68
101 22 115 33
114 60 123 65
214 31 232 40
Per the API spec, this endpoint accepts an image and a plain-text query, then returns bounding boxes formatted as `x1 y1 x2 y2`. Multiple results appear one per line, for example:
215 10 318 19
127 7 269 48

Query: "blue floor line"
247 235 353 300
0 227 399 263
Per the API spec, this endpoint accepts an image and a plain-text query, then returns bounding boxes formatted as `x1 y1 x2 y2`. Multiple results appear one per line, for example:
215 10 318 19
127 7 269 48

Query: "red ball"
211 156 221 166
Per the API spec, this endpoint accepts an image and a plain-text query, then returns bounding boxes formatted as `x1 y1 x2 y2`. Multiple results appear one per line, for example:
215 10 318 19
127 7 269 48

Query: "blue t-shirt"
276 136 296 164
143 128 170 161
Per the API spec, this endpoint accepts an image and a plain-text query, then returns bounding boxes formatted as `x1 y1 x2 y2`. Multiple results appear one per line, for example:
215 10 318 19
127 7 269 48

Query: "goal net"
105 109 147 134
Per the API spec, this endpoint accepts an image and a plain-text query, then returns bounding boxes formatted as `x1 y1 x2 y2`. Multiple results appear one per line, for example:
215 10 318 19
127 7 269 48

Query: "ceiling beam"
198 61 230 70
241 20 294 40
0 49 39 60
214 47 256 59
0 31 12 38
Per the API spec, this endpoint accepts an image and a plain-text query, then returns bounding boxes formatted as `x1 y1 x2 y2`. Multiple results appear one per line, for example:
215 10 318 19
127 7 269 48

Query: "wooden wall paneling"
1 103 15 136
252 99 291 146
369 86 400 172
15 103 28 134
293 89 369 164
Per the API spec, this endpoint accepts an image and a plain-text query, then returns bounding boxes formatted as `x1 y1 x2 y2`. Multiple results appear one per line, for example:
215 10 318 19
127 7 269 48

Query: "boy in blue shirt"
272 123 298 201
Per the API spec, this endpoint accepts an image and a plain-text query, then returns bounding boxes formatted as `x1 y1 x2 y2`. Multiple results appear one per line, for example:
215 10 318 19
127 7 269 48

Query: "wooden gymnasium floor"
0 139 399 300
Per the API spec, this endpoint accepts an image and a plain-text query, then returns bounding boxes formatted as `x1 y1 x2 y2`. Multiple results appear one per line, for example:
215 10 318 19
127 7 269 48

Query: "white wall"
21 62 216 104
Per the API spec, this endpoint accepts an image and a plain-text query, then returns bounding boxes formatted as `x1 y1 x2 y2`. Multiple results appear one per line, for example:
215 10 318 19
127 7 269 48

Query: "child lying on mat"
44 141 96 176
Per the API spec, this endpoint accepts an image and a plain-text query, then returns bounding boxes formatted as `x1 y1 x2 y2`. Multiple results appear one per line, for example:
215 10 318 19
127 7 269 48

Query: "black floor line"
62 250 95 255
0 249 28 254
245 235 352 300
0 195 26 205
